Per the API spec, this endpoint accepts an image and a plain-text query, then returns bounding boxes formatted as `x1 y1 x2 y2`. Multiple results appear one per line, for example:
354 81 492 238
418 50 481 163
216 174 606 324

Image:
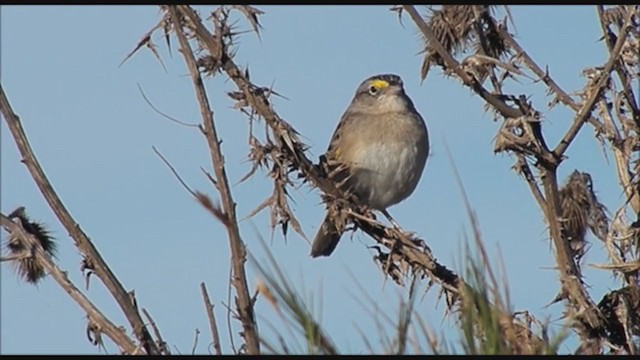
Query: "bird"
310 74 429 257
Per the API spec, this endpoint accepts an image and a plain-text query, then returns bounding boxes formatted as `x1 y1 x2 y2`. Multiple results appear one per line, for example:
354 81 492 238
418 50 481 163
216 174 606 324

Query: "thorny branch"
168 6 260 354
1 213 139 354
595 5 640 215
145 5 461 294
513 155 546 210
401 4 639 354
596 5 640 129
5 4 636 355
0 84 160 354
142 309 171 355
403 7 522 121
123 4 551 353
201 282 223 355
496 26 606 132
553 16 633 159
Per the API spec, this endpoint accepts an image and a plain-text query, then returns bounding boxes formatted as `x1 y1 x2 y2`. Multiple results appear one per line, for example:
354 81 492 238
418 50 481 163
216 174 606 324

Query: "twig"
496 25 606 132
200 167 219 189
401 6 614 351
402 5 557 167
552 14 634 158
152 145 198 198
226 267 237 354
598 98 640 214
119 19 167 70
514 155 546 210
169 6 260 354
402 5 523 120
142 308 170 355
123 5 546 351
0 84 160 355
191 328 200 355
595 5 640 214
0 252 31 262
596 5 640 128
174 5 461 295
1 213 138 354
137 83 199 128
599 98 623 142
200 282 223 355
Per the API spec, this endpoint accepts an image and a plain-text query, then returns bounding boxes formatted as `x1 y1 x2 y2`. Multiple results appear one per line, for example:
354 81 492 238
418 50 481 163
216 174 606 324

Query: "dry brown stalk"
1 213 139 354
0 84 160 355
401 4 639 354
201 282 223 355
168 6 260 354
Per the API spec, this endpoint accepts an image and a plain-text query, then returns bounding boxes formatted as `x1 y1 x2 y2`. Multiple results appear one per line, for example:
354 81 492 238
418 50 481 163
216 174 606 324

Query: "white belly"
349 139 427 209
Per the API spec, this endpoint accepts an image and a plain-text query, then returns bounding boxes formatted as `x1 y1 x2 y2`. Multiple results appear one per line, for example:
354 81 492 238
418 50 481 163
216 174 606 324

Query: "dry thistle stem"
419 5 507 81
3 207 57 284
596 286 640 354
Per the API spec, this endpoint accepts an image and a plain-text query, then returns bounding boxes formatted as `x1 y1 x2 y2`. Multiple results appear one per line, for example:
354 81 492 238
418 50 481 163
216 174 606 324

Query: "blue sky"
1 5 625 354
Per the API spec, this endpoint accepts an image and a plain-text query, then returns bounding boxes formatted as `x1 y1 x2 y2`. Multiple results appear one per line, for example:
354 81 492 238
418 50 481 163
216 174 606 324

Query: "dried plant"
593 286 640 354
401 4 640 354
130 6 463 299
123 4 546 353
2 207 57 284
0 211 140 354
2 5 639 355
415 5 509 82
558 171 609 263
250 201 567 355
1 84 156 354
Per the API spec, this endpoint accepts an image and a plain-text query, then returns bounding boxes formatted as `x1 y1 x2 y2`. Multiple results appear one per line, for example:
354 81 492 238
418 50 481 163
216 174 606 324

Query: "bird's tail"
310 213 342 257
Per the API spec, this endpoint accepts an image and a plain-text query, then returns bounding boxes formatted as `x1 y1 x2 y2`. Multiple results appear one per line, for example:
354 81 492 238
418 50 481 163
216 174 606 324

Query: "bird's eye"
368 86 379 95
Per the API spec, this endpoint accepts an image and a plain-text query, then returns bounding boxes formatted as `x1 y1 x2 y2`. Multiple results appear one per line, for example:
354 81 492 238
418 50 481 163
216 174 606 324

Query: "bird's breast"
347 128 428 209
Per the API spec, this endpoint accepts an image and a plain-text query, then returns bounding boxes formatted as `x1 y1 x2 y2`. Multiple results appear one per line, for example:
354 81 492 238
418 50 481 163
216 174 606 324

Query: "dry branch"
142 308 171 355
98 4 456 305
1 213 139 354
168 6 260 354
597 5 640 129
170 4 550 352
495 25 606 132
201 282 223 355
401 5 640 354
0 84 159 355
553 17 633 158
120 4 638 354
174 5 460 291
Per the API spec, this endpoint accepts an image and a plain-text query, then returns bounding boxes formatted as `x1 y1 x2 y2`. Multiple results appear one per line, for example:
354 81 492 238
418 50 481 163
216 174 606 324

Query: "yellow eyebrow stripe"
370 79 389 90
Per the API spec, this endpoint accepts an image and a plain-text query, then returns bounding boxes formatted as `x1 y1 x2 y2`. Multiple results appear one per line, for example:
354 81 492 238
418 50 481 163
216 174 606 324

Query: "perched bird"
311 74 429 257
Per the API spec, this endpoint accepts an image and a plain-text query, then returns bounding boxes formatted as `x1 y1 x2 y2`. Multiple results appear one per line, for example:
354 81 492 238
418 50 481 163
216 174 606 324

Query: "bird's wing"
325 111 368 163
